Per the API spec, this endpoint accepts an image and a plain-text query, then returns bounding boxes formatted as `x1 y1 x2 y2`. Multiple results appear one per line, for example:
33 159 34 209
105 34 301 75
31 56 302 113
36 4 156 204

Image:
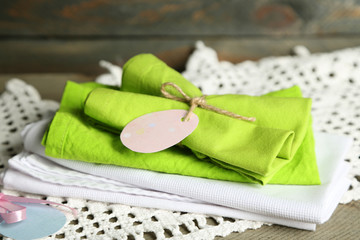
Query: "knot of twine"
161 82 256 122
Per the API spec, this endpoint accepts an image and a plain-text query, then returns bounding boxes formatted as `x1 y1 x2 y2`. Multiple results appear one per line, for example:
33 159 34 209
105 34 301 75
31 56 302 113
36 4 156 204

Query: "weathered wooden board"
1 0 360 36
0 74 93 101
2 38 360 74
2 0 360 74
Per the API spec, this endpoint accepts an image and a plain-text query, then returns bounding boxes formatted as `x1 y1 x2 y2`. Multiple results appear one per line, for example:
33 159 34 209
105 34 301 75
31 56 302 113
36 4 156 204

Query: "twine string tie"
160 82 256 122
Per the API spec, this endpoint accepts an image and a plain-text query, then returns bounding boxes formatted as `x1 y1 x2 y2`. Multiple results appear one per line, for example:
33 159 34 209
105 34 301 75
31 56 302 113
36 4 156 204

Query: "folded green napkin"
43 55 320 185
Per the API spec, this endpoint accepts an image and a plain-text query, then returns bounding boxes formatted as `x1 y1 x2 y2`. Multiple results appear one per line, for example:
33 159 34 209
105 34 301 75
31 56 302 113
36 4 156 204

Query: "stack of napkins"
43 54 320 185
2 54 352 230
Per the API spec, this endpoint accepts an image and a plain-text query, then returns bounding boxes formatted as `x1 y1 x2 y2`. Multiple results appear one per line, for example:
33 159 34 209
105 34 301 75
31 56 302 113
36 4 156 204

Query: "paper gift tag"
121 109 199 153
0 203 66 240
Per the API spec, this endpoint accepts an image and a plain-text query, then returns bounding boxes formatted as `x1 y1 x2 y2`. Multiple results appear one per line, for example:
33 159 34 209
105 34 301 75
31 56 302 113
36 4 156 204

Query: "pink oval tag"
120 110 199 153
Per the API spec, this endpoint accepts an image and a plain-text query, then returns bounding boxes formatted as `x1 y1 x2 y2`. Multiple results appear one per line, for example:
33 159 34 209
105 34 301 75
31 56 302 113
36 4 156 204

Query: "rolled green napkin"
43 55 320 185
121 54 202 98
85 88 303 180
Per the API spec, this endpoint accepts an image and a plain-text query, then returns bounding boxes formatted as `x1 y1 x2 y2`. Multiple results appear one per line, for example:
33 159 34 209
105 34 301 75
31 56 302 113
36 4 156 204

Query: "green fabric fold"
43 54 320 185
84 88 303 180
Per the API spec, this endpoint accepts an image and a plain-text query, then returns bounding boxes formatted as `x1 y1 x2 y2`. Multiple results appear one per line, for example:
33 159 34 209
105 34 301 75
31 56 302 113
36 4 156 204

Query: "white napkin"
2 120 352 230
4 165 315 230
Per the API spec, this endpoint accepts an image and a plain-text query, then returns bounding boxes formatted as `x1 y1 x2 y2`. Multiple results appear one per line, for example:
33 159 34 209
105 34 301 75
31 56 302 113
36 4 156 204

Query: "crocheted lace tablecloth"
1 43 359 239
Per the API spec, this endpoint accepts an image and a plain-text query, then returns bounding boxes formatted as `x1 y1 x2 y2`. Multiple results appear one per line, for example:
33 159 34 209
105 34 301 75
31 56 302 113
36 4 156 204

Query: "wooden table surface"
1 74 359 240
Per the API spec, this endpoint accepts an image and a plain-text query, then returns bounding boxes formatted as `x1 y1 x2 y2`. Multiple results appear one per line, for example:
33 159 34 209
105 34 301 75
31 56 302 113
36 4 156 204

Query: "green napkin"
85 87 305 182
82 55 319 184
43 55 320 185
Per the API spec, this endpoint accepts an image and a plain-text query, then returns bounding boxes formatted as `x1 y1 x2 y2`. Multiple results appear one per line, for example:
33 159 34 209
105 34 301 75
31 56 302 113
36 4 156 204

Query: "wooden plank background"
2 0 360 75
1 0 360 36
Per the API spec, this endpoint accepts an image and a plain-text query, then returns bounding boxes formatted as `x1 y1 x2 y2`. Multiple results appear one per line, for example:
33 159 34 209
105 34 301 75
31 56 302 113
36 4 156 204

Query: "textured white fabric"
3 119 351 230
4 167 315 230
95 60 122 87
8 152 198 204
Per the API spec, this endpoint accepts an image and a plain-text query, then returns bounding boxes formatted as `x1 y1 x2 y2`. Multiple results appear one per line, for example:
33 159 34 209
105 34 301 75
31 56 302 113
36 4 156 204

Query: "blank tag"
0 203 66 240
120 110 199 153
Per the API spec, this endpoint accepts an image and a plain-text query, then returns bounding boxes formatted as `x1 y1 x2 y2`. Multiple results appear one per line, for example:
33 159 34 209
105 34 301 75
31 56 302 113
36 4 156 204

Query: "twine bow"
161 82 256 122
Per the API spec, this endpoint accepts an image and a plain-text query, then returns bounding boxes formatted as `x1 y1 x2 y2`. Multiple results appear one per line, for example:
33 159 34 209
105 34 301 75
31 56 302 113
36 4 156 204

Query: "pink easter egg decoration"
120 110 199 153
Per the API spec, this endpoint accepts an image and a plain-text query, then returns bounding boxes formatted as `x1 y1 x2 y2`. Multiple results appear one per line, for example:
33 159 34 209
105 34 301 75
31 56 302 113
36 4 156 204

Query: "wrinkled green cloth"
43 55 320 185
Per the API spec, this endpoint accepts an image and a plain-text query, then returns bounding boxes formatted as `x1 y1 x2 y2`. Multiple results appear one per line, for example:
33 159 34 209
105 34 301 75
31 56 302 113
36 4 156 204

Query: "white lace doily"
1 42 359 239
0 79 59 170
183 41 360 204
